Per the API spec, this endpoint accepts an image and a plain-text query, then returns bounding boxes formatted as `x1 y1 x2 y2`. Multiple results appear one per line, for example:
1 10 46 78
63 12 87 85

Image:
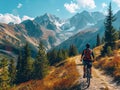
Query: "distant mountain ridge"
56 10 120 52
1 10 120 52
69 11 105 30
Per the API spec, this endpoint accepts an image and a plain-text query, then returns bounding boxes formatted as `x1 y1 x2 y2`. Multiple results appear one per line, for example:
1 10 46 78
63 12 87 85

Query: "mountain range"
56 10 120 52
0 10 120 53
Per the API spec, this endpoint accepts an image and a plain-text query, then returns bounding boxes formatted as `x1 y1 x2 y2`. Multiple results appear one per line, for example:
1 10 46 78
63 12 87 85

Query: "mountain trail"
74 56 120 90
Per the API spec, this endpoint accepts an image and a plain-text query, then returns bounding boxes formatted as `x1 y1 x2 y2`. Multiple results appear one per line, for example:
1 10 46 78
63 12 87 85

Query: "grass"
93 46 120 84
11 57 79 90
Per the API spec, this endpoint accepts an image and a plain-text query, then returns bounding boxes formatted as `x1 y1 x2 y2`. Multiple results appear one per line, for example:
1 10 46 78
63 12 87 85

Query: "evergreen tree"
62 49 68 60
47 49 57 65
107 46 113 56
8 59 16 86
0 58 10 90
101 36 105 44
101 2 118 56
16 50 23 84
16 43 33 83
57 49 64 62
118 28 120 39
47 49 68 65
33 42 49 79
69 44 78 57
22 43 33 81
96 34 101 46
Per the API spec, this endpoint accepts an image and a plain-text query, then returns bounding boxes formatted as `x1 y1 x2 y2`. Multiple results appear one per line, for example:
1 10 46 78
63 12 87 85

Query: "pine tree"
101 2 118 56
22 43 33 81
62 49 68 60
57 49 64 62
101 36 105 44
118 28 120 39
0 58 10 90
8 59 16 86
47 49 57 65
16 50 23 84
33 42 49 79
69 44 78 57
16 43 33 83
96 34 101 46
107 46 113 56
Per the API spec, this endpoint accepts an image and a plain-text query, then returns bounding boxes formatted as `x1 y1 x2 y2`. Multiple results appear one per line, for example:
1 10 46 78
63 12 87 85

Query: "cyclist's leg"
83 65 86 78
83 60 87 78
90 67 92 74
88 62 92 77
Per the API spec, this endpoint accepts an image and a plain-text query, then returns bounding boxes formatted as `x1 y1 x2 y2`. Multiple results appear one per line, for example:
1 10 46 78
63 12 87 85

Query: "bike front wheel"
86 77 90 88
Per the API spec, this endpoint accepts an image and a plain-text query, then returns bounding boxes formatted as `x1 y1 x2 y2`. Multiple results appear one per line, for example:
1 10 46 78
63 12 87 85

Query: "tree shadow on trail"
76 64 83 66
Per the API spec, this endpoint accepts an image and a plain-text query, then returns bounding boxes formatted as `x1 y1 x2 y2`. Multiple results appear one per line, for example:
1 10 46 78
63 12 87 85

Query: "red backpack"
83 49 92 60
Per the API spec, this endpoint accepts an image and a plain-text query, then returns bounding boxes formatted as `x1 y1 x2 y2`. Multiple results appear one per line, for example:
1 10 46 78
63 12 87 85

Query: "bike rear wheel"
86 76 90 88
86 66 91 88
81 66 91 89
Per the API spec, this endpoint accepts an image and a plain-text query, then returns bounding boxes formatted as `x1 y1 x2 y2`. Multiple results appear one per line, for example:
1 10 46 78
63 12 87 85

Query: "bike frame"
85 63 91 88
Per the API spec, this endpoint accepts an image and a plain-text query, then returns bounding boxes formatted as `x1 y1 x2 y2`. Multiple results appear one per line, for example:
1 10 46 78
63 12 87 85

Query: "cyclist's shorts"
82 60 92 68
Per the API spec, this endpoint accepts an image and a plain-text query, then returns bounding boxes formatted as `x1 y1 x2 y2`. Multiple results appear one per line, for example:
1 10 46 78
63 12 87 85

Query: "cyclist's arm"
92 52 94 58
81 50 84 61
91 51 95 61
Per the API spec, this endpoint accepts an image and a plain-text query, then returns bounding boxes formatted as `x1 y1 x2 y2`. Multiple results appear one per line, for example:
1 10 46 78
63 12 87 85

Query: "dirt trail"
75 56 120 90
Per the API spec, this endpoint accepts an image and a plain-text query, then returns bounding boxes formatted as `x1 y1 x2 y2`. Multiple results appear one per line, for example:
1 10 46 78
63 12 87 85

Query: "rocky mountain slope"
56 10 120 52
2 10 120 53
0 10 105 52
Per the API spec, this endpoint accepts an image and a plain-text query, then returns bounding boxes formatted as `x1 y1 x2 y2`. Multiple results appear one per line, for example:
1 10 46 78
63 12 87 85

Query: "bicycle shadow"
71 80 89 90
79 80 90 90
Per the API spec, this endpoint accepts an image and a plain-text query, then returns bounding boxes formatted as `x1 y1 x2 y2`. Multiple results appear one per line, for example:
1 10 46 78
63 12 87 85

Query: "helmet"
86 43 90 48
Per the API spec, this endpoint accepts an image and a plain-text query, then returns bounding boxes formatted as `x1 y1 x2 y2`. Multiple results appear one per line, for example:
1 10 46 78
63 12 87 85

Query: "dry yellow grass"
11 57 79 90
93 45 103 57
93 44 120 82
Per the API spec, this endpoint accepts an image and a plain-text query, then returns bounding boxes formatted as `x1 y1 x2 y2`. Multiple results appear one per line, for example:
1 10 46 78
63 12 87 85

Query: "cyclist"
81 43 95 78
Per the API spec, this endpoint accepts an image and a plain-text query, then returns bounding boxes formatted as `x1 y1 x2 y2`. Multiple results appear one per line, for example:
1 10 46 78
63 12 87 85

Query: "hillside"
0 22 57 50
11 57 79 90
75 43 120 90
10 40 120 90
93 42 120 84
10 52 120 90
56 28 100 52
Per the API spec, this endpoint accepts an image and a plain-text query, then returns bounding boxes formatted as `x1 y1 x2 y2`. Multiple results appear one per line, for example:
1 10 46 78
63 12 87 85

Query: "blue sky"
0 0 120 24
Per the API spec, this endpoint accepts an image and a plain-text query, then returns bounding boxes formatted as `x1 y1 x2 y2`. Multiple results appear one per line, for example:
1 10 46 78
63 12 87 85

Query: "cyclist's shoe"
83 74 85 78
90 75 92 78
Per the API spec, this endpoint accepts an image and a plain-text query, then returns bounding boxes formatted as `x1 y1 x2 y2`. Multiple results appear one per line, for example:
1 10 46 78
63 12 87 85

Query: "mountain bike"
84 61 91 88
81 61 92 89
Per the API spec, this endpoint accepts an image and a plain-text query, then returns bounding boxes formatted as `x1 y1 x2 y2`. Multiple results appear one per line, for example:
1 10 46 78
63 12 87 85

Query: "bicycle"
84 61 92 88
81 61 92 89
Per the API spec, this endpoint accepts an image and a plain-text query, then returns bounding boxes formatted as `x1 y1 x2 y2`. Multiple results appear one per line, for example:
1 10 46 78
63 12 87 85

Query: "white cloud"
17 3 23 8
102 3 107 8
0 14 21 24
76 0 96 9
22 15 34 21
64 0 96 13
0 13 34 24
64 1 79 13
113 0 120 7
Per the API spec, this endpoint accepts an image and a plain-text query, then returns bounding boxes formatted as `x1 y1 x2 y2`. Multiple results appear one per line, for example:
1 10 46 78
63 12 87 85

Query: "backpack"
83 49 92 60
